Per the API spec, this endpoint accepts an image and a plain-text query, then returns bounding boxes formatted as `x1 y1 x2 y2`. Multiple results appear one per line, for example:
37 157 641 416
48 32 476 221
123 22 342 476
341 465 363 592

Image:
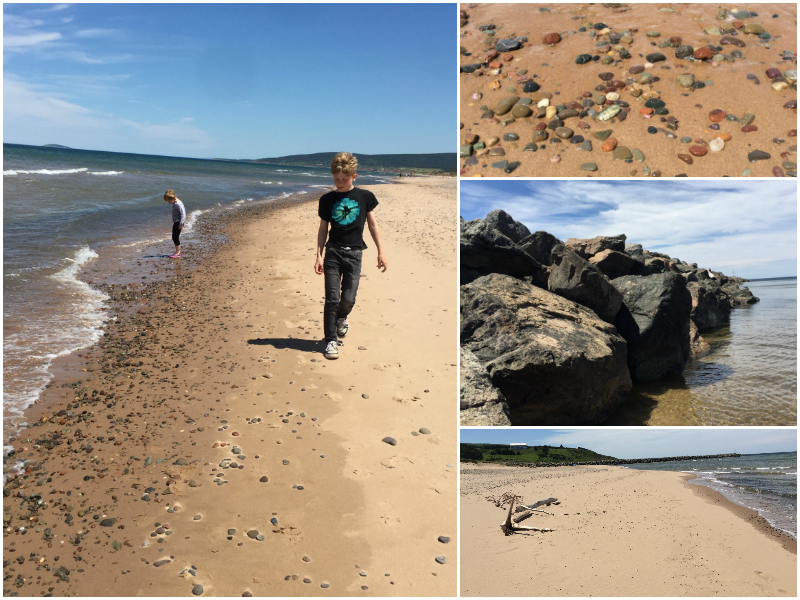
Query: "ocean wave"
4 167 89 176
88 171 124 176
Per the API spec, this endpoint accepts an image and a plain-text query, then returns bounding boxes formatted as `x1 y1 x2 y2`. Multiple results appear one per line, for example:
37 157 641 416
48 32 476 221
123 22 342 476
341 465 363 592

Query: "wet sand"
460 3 797 177
2 178 457 596
460 463 796 597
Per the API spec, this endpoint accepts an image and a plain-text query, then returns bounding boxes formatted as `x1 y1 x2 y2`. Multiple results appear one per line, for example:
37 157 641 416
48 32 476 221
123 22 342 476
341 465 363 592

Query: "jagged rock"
548 244 623 323
460 347 511 426
624 243 643 258
485 209 531 244
460 218 548 286
689 320 712 358
687 281 731 330
461 273 631 425
612 273 692 382
722 283 760 306
589 249 639 279
518 231 563 266
566 234 627 259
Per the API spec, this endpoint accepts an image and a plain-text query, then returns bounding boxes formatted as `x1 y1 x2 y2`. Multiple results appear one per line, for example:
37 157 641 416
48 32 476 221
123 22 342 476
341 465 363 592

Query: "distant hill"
460 443 618 464
42 144 73 149
253 152 455 173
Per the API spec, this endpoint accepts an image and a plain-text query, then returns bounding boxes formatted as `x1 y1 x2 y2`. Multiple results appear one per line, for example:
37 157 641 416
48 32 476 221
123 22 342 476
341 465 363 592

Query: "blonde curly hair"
330 152 358 175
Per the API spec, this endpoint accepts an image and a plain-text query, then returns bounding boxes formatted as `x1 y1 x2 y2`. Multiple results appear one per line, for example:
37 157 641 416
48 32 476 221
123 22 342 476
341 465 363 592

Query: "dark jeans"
323 245 362 343
172 222 182 245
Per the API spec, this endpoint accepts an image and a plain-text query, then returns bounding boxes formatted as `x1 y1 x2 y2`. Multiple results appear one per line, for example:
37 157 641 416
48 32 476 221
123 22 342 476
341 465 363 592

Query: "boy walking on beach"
315 153 387 360
164 189 185 258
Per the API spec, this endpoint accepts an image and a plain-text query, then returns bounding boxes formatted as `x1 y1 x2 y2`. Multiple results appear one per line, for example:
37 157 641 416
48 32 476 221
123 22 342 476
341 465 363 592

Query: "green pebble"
580 163 598 171
228 529 236 536
631 148 645 162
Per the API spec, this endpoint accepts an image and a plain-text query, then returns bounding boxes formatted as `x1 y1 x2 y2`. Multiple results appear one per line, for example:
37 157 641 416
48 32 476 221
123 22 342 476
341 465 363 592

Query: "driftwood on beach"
500 495 556 536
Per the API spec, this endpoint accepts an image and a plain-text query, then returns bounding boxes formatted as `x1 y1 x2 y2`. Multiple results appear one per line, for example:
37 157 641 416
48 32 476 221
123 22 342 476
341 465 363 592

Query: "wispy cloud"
60 49 133 64
4 31 61 47
75 28 117 38
461 180 797 278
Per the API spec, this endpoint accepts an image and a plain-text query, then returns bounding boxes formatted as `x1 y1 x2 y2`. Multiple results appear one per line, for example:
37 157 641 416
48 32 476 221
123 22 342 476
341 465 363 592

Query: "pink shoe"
169 253 181 258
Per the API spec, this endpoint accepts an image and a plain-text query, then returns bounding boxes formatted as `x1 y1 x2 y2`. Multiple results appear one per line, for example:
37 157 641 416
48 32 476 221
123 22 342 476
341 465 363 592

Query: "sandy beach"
460 463 796 597
460 3 797 177
2 177 457 596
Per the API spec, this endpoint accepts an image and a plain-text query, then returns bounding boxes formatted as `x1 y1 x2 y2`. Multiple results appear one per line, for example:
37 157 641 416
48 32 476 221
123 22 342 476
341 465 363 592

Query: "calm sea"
608 277 797 426
624 452 797 540
3 143 394 447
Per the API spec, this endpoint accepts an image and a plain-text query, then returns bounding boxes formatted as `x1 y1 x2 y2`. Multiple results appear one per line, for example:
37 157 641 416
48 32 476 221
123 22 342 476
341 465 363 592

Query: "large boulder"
612 273 692 382
589 249 638 280
485 209 531 244
687 281 731 331
460 348 511 426
518 231 563 266
461 273 632 425
689 320 712 358
548 244 623 323
460 218 548 286
566 234 626 259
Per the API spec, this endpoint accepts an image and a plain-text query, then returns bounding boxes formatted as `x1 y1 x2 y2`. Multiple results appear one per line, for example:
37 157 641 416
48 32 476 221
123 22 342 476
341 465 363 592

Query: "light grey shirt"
172 199 186 225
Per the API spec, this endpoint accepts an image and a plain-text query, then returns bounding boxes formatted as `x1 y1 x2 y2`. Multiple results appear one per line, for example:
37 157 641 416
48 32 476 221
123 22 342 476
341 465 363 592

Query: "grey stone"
485 209 531 243
460 348 511 426
549 245 623 323
517 231 563 266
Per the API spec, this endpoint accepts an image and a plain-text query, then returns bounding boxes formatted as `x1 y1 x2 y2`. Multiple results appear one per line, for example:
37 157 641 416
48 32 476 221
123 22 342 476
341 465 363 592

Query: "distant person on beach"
314 152 387 360
164 189 185 258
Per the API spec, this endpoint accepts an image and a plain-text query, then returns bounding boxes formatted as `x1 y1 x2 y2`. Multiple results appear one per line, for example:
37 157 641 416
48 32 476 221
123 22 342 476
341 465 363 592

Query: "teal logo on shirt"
332 197 359 225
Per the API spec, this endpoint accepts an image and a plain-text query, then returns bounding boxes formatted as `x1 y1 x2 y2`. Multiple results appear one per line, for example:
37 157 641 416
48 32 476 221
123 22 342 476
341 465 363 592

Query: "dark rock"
687 281 730 331
192 584 204 596
438 536 451 544
611 273 692 382
460 218 548 287
523 81 540 93
646 53 667 63
747 150 770 162
496 37 526 52
689 320 712 358
99 518 118 527
460 347 511 426
588 249 639 280
485 209 531 243
381 437 397 446
549 245 623 323
518 231 563 266
461 274 631 425
565 234 627 259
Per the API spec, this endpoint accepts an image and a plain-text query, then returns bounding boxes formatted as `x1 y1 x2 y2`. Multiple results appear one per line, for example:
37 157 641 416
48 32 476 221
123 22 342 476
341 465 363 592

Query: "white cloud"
60 50 133 64
49 4 71 11
4 31 61 47
75 28 117 38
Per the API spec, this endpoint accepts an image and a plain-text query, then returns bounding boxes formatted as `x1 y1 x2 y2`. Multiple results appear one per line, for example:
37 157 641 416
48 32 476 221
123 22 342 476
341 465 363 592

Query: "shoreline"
460 463 796 596
3 177 457 596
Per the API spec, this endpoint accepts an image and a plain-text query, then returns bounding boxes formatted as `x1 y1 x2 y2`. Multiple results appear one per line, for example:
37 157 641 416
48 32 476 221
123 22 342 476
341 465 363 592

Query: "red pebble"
677 154 694 164
543 32 561 45
693 47 714 60
773 167 785 177
503 54 514 62
741 125 758 133
689 145 708 157
789 129 797 137
708 109 726 123
766 68 782 79
536 122 547 131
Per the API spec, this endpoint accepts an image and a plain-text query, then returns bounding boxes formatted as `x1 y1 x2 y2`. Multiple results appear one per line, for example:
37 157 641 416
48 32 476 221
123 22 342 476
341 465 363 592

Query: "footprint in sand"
755 571 774 582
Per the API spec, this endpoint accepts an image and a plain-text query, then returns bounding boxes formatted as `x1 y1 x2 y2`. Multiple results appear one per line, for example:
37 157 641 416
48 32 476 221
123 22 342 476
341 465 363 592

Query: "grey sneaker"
336 317 349 338
323 340 339 360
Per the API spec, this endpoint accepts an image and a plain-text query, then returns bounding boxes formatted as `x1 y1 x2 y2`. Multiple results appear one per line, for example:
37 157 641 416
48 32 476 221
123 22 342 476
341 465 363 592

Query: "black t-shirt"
318 187 378 250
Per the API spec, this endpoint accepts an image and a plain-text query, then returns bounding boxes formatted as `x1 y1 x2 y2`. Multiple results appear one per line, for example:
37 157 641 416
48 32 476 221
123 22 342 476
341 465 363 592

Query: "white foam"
88 171 124 176
4 167 88 175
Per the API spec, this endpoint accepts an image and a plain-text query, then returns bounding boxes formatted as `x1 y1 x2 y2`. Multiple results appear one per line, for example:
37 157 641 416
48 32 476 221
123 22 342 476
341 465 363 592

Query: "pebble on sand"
382 437 397 446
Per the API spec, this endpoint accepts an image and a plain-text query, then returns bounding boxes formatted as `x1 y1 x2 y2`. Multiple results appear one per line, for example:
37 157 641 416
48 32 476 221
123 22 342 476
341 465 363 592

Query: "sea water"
624 452 797 540
3 143 394 445
608 277 797 426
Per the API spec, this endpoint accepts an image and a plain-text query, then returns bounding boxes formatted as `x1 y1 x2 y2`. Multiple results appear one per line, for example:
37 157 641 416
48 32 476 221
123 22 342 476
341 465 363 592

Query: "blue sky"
461 179 797 279
460 428 797 459
4 3 455 159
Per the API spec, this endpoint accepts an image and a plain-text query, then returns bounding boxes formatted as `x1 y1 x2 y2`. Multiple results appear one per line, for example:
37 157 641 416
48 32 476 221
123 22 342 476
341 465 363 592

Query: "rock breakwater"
460 210 759 425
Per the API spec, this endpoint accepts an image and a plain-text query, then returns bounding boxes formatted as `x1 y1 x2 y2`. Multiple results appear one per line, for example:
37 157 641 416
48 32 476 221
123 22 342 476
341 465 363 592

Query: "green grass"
460 443 617 464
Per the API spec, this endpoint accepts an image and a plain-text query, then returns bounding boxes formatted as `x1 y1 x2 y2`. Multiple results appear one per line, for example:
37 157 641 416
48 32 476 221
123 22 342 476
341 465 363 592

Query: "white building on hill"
509 443 528 450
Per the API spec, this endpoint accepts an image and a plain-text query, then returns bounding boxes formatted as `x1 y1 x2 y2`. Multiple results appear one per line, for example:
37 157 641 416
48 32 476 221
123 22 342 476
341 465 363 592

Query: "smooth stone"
646 31 661 38
703 26 721 36
747 150 770 162
646 53 666 63
576 54 593 65
435 556 447 564
504 161 521 174
644 98 665 110
580 162 598 171
381 437 397 446
460 145 472 159
743 24 765 35
503 133 519 141
709 139 725 152
193 515 202 521
192 585 204 596
612 147 632 161
631 148 644 162
488 147 505 156
247 530 260 539
438 536 451 544
496 37 525 52
783 161 797 170
518 98 533 105
555 127 574 139
581 140 593 152
100 518 117 527
734 10 751 18
597 105 621 121
511 105 532 118
491 160 508 169
500 116 516 126
523 143 538 151
676 74 695 87
740 113 755 126
594 130 613 141
569 135 585 144
523 81 540 93
495 96 520 116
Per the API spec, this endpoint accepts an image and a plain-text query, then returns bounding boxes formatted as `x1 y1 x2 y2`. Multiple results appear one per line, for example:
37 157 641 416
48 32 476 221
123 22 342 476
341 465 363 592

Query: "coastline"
3 177 457 596
460 463 796 596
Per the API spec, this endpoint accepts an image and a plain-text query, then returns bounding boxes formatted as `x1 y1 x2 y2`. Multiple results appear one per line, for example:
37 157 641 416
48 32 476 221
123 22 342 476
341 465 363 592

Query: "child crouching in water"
164 189 185 258
314 152 387 359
